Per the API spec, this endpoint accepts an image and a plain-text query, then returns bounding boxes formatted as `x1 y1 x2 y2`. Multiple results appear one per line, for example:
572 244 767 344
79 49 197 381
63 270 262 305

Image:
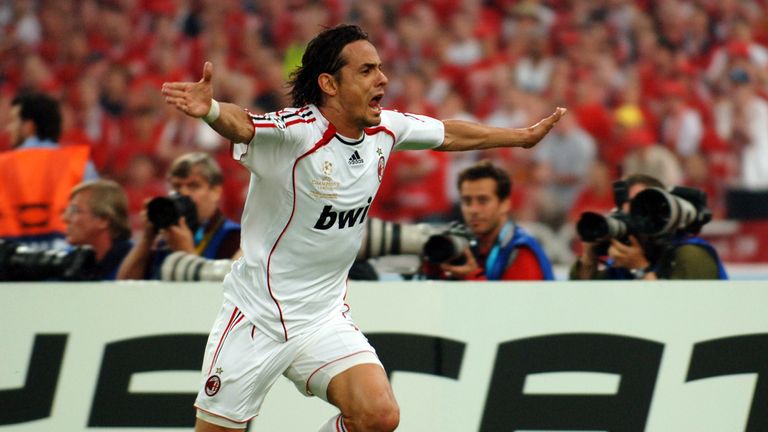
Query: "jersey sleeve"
382 110 445 151
231 108 310 174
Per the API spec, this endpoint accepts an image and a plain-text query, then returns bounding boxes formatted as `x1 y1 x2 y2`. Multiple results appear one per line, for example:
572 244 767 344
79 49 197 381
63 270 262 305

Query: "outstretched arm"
161 62 254 143
438 107 567 151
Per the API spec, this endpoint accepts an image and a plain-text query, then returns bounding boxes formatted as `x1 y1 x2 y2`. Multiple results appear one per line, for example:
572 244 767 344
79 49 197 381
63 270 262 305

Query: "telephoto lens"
630 187 704 236
357 217 443 260
576 211 630 242
160 251 234 281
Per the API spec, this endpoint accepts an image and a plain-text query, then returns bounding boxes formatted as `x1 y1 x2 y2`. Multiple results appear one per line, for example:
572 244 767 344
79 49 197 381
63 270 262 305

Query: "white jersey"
227 104 444 341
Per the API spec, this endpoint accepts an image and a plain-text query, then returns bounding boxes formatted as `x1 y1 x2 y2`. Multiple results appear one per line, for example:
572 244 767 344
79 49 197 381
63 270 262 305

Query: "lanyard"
194 217 225 255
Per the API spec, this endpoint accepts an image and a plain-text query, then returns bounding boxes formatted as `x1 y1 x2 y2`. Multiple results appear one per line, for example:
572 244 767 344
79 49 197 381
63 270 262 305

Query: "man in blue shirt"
117 152 240 280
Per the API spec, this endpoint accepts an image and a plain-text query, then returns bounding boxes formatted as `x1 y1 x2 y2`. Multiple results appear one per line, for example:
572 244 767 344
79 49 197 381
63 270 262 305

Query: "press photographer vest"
0 146 90 241
673 236 728 280
486 221 555 281
197 219 241 259
605 235 728 280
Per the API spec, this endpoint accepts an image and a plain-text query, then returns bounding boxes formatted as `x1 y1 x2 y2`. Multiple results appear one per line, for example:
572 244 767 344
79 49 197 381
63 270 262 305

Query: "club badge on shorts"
205 375 222 396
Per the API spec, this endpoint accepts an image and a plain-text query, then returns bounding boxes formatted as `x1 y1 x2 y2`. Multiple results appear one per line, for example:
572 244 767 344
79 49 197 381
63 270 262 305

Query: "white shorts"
194 299 382 429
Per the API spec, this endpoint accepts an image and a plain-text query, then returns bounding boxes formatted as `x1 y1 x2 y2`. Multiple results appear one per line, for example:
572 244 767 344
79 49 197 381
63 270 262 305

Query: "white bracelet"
202 99 220 123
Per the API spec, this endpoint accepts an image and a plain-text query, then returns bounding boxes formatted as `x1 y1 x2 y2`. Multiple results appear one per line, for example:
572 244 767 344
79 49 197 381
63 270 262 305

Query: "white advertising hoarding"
2 281 767 431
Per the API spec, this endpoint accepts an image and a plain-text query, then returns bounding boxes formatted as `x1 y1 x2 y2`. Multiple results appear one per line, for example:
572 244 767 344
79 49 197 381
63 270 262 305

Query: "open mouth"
369 95 383 113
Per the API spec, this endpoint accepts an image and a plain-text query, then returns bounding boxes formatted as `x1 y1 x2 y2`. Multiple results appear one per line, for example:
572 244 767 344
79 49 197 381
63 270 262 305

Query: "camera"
422 223 476 264
576 185 711 245
577 180 636 244
359 218 476 265
0 240 96 281
147 194 198 231
357 217 442 260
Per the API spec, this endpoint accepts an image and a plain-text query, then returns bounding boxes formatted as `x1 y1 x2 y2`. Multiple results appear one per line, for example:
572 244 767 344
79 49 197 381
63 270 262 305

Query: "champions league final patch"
205 375 222 396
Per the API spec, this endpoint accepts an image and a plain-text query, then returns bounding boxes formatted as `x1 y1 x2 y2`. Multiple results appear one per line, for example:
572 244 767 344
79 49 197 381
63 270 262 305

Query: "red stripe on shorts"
207 308 242 375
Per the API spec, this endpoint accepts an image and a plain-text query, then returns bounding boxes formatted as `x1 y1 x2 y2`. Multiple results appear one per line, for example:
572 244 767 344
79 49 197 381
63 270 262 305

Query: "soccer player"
161 24 565 432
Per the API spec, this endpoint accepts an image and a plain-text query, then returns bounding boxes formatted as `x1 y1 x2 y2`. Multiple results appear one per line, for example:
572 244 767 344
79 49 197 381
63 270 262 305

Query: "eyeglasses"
63 205 91 217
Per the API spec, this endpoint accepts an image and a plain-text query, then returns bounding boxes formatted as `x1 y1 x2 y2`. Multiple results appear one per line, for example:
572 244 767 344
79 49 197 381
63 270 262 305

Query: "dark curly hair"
288 24 370 107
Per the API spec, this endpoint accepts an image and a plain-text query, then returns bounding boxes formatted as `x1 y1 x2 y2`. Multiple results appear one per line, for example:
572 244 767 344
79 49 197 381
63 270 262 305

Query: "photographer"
570 174 727 280
424 161 554 281
117 152 240 280
63 180 133 280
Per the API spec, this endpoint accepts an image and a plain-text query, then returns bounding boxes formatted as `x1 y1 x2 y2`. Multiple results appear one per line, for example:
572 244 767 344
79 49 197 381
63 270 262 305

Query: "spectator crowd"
1 0 767 238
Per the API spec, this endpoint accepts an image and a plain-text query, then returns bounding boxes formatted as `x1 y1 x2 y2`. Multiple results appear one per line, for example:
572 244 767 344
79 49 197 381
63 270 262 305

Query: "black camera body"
147 194 198 231
423 223 476 265
0 240 96 281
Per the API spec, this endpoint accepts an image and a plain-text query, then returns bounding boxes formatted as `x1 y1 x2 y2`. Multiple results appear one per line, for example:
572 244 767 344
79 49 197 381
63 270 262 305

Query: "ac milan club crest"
205 375 221 396
377 156 385 182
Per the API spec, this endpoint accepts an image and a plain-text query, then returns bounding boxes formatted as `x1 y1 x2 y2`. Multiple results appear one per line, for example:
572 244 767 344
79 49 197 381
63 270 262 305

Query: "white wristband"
202 99 220 123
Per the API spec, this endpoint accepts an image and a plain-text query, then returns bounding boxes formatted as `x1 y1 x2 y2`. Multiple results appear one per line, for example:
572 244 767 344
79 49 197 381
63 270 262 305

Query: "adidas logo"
348 150 364 166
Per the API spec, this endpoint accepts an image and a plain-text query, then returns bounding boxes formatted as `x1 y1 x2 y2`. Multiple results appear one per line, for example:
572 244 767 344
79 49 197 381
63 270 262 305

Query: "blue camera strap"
485 221 513 280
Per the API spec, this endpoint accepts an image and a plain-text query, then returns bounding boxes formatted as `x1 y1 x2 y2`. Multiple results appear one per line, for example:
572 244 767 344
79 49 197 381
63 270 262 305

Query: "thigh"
194 300 297 426
284 315 383 402
325 362 396 417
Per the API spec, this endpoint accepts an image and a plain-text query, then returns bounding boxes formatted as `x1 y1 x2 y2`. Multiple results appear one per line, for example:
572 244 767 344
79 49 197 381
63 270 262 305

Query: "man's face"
459 178 510 238
7 105 31 148
169 170 222 223
63 190 107 246
334 40 388 130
